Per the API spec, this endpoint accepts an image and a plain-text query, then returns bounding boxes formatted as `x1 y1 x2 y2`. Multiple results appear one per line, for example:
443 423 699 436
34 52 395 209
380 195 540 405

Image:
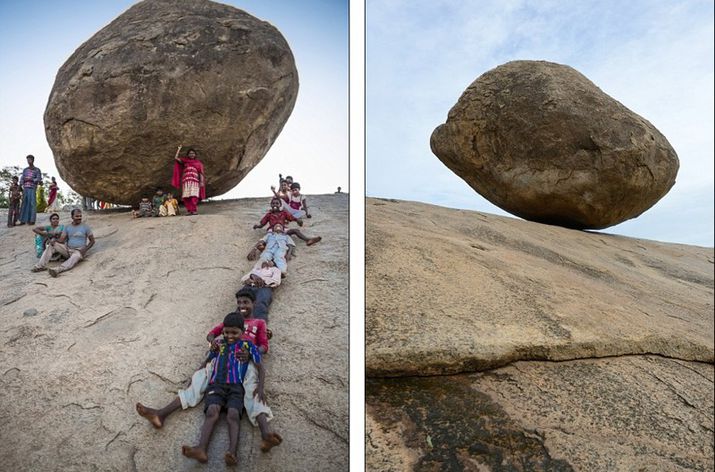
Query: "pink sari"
47 183 58 207
172 157 206 200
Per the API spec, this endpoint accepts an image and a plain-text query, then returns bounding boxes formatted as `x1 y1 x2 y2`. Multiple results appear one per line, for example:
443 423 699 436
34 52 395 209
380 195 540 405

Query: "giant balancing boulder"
430 60 679 230
44 0 298 205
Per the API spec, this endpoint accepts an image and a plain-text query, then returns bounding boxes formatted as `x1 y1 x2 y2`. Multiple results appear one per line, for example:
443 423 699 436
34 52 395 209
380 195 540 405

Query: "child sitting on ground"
152 189 166 217
181 311 266 466
284 182 311 219
160 192 179 216
270 179 291 203
133 197 153 218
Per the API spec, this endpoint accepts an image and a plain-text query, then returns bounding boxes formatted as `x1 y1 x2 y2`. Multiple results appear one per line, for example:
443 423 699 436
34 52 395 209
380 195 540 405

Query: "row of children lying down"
135 189 321 466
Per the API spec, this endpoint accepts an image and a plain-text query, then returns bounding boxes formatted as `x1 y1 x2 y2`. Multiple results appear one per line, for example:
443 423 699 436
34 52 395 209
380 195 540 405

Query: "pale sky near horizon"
0 0 348 201
367 0 714 247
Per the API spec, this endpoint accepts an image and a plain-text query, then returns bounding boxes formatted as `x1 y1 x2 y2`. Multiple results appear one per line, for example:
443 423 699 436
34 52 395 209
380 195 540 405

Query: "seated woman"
31 213 64 261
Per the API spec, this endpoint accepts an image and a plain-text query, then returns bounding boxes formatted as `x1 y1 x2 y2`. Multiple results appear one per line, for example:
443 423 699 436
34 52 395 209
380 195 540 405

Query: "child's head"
285 175 293 184
290 182 301 195
167 192 173 199
235 288 255 319
273 223 285 233
222 312 245 343
156 189 163 195
12 175 18 182
270 198 282 211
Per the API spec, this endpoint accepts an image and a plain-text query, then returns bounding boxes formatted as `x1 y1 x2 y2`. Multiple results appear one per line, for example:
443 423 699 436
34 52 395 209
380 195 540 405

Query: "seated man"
32 208 94 277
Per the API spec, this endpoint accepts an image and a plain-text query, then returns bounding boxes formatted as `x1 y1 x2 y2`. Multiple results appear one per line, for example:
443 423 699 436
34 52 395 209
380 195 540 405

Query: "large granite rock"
0 195 348 470
366 198 713 377
430 60 679 229
44 0 298 205
366 198 714 470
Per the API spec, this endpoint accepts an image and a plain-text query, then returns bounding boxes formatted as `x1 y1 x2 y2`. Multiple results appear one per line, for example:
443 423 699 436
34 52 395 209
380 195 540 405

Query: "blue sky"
367 0 714 247
0 0 348 199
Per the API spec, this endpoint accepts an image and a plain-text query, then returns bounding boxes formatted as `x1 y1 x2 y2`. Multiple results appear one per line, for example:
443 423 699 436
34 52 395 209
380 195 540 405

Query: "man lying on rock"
136 289 281 453
247 223 296 276
240 259 282 324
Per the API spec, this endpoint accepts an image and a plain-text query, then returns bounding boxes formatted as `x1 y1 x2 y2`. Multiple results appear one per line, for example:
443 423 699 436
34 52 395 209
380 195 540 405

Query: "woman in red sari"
46 177 59 211
172 145 206 215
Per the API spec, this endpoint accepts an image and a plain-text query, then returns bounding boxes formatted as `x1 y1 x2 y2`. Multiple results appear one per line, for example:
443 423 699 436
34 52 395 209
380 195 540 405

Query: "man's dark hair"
290 182 300 190
70 208 82 217
223 312 245 330
26 154 35 161
235 288 256 302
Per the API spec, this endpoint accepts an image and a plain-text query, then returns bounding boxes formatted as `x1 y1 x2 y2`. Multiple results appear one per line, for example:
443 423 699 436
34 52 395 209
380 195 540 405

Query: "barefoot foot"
182 445 208 463
260 432 283 452
306 236 322 246
225 452 238 466
135 403 163 429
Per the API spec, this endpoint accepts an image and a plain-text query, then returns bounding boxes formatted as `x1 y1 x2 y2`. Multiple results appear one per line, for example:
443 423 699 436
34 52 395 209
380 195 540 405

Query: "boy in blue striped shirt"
182 312 264 466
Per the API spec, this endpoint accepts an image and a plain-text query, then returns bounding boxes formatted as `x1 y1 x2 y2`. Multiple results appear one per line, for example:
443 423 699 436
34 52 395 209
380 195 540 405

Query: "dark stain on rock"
367 377 574 471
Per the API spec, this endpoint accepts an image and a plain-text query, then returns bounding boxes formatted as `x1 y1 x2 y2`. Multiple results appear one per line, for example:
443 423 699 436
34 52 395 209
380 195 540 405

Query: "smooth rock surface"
45 0 298 205
430 60 679 229
0 194 347 470
366 198 713 377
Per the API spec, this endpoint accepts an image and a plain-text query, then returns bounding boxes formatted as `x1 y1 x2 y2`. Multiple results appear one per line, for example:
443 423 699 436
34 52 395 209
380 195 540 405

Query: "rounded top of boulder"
45 0 299 204
430 60 679 230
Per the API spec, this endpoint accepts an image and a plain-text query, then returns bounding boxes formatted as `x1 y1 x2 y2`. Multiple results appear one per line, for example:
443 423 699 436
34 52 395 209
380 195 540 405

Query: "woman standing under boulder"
172 145 206 215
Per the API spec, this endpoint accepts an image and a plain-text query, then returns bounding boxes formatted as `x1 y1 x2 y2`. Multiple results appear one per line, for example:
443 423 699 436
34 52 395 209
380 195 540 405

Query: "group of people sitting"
134 174 321 466
30 209 94 277
6 155 60 228
132 189 180 218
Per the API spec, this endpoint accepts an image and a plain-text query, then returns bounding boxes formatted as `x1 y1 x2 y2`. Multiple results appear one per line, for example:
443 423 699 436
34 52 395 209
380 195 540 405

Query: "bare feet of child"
225 452 238 466
182 445 208 463
260 432 283 452
307 236 322 246
135 403 163 429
